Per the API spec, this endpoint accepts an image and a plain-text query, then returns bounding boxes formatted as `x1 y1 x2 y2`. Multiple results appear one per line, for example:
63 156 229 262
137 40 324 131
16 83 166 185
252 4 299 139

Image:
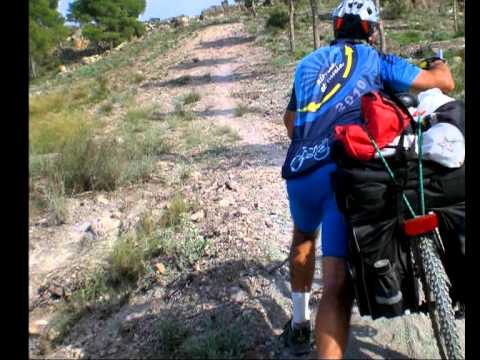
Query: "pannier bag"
331 154 465 319
373 121 465 169
416 88 455 117
334 92 411 161
422 122 465 168
411 89 465 168
335 89 465 168
332 89 465 318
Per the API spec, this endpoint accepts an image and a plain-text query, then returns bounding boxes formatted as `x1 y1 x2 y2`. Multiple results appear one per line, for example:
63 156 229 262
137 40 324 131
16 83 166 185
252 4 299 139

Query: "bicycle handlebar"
419 49 446 70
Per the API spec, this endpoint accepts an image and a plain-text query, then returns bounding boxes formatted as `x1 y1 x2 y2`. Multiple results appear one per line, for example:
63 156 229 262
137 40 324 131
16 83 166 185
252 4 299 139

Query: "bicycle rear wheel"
414 233 463 359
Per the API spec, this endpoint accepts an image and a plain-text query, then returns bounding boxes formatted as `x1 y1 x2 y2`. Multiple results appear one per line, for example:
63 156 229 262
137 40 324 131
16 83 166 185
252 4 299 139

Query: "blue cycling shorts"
286 163 348 258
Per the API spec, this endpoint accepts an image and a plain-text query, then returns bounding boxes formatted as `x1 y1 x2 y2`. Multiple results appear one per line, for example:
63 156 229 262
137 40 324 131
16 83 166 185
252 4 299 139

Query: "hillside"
29 2 465 359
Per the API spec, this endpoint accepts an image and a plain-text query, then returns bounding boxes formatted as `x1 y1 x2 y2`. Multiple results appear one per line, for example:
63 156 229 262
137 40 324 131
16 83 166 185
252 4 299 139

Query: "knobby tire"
414 234 463 359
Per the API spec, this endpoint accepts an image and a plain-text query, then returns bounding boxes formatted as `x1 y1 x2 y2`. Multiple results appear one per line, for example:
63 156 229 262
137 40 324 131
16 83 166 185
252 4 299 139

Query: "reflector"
403 212 439 237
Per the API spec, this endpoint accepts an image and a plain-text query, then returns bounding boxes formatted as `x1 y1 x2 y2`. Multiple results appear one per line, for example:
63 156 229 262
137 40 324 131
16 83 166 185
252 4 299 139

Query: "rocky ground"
29 20 465 359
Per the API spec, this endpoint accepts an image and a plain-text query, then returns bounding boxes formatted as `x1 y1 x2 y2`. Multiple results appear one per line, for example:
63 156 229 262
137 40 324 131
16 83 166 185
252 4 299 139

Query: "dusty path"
29 21 464 359
153 22 465 359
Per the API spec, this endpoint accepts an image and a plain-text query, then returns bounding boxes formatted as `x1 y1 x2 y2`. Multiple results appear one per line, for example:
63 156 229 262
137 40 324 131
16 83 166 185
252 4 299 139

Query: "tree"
288 0 295 53
245 0 257 17
310 0 319 50
29 0 69 78
68 0 147 50
453 0 458 32
375 0 387 53
222 0 230 15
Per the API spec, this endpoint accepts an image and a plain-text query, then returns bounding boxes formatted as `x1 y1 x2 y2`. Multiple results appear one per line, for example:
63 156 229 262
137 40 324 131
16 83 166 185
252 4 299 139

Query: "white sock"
292 292 310 326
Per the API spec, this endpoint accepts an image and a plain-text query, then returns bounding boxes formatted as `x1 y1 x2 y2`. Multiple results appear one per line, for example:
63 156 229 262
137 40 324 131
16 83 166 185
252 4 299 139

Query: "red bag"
334 124 375 161
335 92 411 161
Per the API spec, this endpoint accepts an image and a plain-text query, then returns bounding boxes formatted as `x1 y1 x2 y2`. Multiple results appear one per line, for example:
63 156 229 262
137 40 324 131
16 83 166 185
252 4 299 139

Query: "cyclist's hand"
419 57 447 70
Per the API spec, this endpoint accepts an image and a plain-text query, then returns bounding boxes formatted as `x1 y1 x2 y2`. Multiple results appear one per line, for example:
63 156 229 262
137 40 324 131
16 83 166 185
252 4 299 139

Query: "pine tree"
29 0 68 78
68 0 147 50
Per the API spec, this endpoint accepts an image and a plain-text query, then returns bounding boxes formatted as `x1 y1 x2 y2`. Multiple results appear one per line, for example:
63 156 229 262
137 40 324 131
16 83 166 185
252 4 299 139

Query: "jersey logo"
290 138 330 173
299 45 355 113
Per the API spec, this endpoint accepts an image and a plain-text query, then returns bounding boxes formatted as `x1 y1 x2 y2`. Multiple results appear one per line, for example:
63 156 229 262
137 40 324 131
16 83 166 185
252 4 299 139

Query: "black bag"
427 100 465 136
331 151 465 319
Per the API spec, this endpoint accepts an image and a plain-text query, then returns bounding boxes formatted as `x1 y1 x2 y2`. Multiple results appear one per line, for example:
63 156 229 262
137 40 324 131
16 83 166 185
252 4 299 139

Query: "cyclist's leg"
315 190 353 359
285 164 335 326
315 257 353 359
290 226 317 292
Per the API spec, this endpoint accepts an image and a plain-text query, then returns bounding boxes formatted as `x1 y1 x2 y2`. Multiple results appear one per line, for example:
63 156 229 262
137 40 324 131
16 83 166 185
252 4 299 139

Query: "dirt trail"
153 22 465 359
29 21 464 359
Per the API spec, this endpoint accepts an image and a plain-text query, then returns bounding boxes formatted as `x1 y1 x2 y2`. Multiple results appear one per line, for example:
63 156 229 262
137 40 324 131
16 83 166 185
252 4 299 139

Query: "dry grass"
160 193 191 228
233 103 251 117
182 91 201 105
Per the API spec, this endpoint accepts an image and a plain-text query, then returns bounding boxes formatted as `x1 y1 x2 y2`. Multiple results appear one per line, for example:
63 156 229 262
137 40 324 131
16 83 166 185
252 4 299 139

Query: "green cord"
367 113 428 222
417 115 426 215
369 134 417 218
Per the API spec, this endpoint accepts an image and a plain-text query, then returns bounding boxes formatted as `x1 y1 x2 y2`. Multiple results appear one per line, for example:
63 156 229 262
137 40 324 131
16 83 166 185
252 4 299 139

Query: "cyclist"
280 0 454 358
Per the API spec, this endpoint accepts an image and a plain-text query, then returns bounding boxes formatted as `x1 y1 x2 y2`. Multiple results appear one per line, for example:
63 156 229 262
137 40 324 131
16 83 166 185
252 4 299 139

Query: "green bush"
59 130 123 193
156 317 192 355
89 75 110 102
450 59 465 101
383 0 410 20
176 225 209 269
266 7 289 30
124 108 150 132
431 30 450 42
45 171 67 225
390 31 423 46
31 123 171 200
178 318 246 359
99 102 114 114
132 72 146 84
109 233 145 285
182 91 201 105
294 47 310 60
173 102 195 121
233 103 250 117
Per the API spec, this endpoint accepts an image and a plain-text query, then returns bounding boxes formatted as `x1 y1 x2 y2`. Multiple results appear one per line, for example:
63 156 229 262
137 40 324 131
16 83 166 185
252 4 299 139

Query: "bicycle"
332 55 464 358
400 52 463 359
369 129 464 359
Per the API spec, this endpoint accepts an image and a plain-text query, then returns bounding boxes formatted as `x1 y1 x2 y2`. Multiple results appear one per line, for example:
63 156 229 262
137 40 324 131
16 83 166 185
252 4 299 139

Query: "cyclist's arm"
284 85 297 140
410 60 455 93
380 53 454 95
284 110 295 140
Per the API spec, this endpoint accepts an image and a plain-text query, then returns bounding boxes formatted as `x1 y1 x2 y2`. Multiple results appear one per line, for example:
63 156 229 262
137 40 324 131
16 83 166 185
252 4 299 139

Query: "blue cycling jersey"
282 40 421 179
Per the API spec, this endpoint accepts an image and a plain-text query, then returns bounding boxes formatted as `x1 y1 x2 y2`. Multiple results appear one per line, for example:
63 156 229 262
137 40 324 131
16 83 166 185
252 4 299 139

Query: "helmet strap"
335 17 344 30
361 20 370 35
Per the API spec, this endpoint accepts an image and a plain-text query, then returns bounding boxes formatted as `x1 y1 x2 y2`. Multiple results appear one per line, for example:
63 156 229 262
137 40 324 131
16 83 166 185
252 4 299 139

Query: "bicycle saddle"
395 92 419 108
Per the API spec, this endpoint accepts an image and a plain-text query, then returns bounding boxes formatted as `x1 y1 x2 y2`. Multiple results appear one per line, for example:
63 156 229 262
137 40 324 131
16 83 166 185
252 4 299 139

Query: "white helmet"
333 0 379 23
332 0 379 39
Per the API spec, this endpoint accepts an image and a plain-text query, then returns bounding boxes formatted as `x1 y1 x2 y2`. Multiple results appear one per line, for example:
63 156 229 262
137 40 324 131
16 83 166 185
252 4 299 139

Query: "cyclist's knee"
291 242 315 267
290 227 317 266
292 226 318 245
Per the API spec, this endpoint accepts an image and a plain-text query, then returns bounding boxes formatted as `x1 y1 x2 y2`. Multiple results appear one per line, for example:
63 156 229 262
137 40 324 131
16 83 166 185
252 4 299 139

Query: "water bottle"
373 259 404 317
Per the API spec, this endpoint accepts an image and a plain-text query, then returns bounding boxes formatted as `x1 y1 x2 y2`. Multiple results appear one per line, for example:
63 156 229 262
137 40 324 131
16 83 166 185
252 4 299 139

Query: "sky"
58 0 227 22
